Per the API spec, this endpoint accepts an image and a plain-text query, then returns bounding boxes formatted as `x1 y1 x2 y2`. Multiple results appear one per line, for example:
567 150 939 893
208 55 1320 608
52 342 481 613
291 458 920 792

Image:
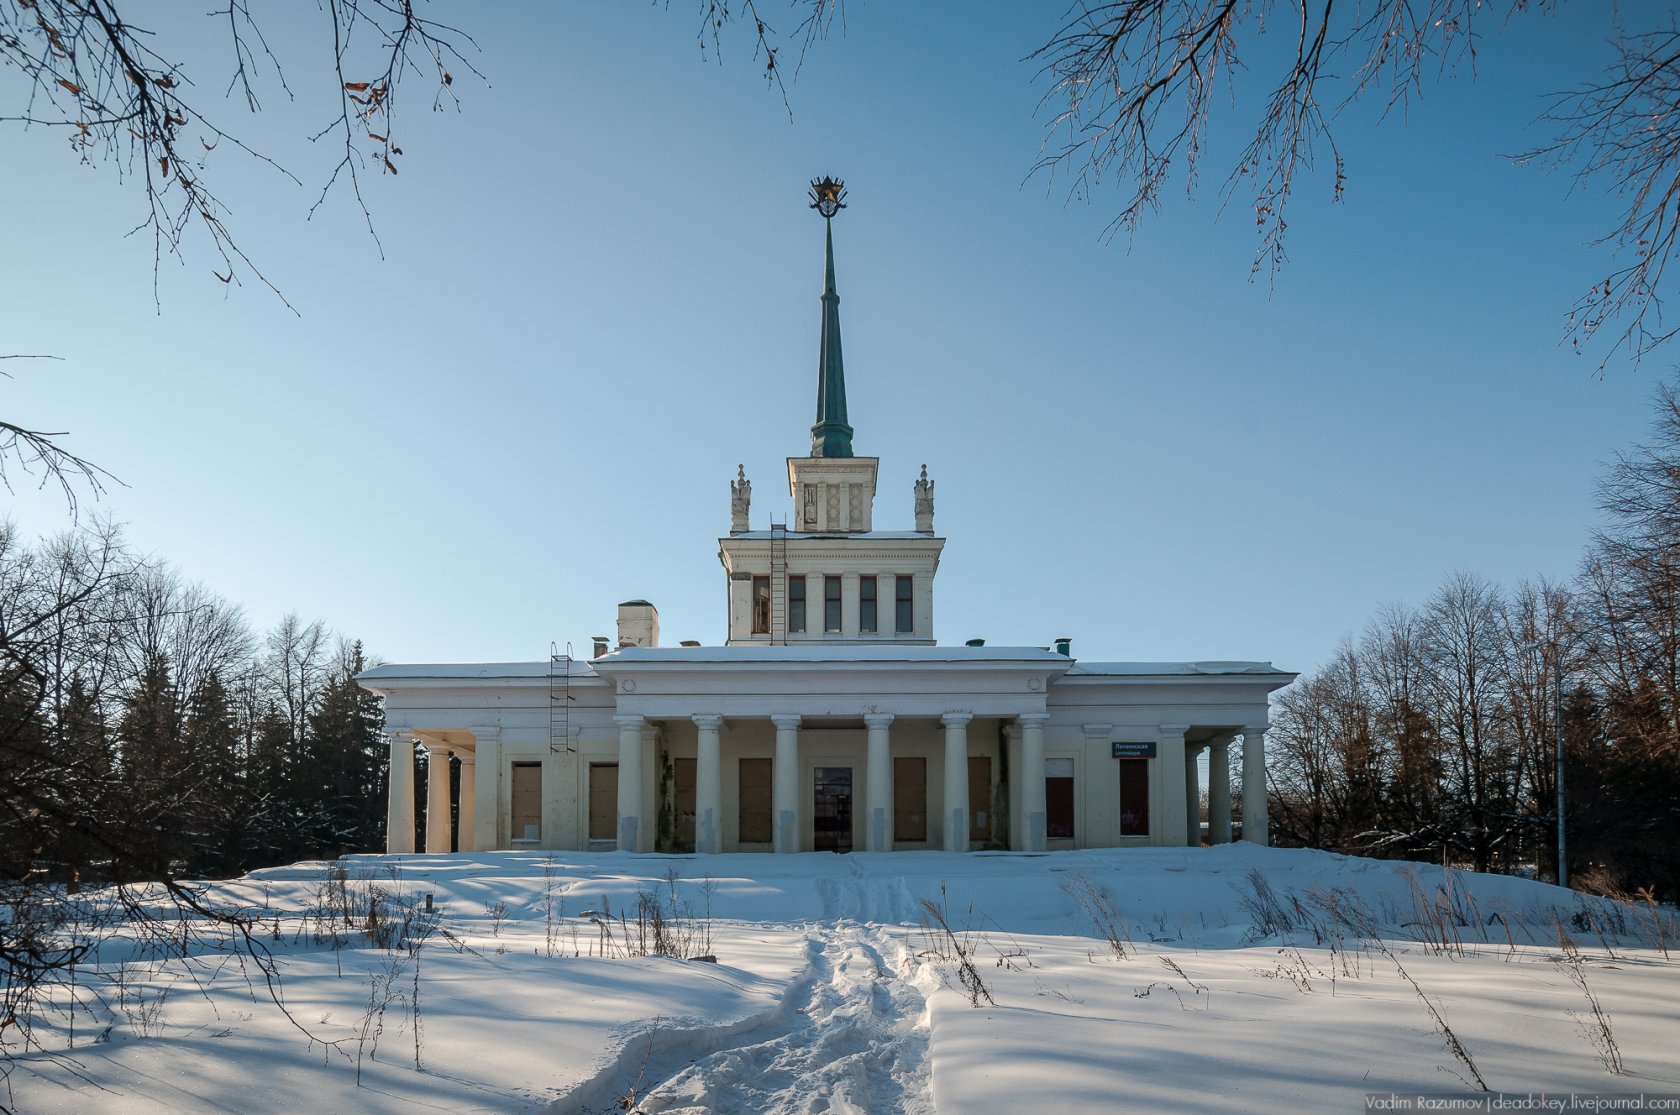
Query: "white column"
1185 744 1203 847
693 714 723 855
457 756 476 852
1004 722 1023 850
615 714 644 852
864 713 894 851
1019 713 1049 852
424 743 453 853
1209 736 1233 845
1242 723 1270 845
472 726 501 852
771 714 801 854
942 712 972 852
386 732 415 854
1156 724 1189 848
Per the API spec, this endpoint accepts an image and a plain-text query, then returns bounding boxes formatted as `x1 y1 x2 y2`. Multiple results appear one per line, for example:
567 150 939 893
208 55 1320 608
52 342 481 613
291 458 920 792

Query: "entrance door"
968 756 993 846
813 766 854 853
673 757 696 853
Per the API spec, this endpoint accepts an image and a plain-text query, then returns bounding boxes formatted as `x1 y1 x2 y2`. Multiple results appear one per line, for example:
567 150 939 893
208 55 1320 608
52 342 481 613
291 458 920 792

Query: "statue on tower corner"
914 464 935 533
731 464 751 533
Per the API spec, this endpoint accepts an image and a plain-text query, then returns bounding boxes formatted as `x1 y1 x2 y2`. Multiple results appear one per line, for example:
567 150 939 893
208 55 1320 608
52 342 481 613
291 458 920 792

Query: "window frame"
895 574 914 634
824 575 842 633
859 575 877 634
751 575 771 634
788 575 806 634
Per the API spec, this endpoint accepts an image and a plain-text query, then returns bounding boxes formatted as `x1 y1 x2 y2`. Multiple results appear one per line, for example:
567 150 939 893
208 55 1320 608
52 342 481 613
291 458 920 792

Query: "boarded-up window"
968 756 992 844
738 757 772 844
512 761 543 842
1046 757 1075 839
587 762 617 843
894 756 927 842
1119 758 1150 836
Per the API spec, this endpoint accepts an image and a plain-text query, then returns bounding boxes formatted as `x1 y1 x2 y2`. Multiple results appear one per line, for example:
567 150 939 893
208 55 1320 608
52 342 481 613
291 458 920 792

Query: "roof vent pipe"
965 638 985 647
1054 637 1072 657
591 637 610 659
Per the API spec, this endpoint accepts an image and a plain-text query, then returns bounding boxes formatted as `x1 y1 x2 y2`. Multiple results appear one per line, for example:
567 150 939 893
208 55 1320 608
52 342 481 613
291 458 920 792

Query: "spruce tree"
302 641 387 857
115 652 186 876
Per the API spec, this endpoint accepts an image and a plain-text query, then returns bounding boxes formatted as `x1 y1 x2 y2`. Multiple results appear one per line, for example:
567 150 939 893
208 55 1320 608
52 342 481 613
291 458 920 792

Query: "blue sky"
0 2 1661 676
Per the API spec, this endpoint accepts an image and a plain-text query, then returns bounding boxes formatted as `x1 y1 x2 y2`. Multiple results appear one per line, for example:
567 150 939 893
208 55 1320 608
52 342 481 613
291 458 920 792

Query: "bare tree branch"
1526 26 1680 370
0 1 481 306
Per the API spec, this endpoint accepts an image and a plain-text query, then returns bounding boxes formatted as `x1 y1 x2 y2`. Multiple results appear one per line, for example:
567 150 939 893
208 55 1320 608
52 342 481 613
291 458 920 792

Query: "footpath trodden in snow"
8 846 1680 1114
572 924 934 1115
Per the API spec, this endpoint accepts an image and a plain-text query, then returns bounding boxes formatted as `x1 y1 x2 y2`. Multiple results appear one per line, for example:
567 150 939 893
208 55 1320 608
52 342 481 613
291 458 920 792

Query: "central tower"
718 179 944 646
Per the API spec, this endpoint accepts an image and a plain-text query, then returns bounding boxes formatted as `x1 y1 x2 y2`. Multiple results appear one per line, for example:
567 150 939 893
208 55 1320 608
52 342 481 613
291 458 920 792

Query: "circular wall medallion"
620 679 637 693
1027 678 1042 692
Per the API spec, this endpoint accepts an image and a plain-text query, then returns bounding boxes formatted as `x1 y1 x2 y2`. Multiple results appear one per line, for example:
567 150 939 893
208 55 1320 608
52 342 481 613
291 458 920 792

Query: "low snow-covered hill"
8 846 1678 1113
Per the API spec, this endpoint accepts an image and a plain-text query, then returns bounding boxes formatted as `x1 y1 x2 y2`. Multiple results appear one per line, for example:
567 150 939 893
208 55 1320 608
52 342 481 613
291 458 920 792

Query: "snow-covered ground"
8 845 1679 1113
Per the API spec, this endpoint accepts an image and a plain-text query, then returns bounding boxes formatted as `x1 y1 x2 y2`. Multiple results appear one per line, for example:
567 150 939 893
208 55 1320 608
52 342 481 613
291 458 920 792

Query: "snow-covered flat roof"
357 650 1292 681
727 531 941 541
1065 661 1294 678
357 660 600 682
597 645 1067 666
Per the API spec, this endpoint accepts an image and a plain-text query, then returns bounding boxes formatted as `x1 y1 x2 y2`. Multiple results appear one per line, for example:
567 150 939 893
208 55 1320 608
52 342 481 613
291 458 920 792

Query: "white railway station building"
357 183 1294 856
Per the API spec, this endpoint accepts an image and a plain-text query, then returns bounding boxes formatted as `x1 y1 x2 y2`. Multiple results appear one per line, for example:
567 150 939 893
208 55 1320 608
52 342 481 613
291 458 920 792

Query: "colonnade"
384 719 1271 854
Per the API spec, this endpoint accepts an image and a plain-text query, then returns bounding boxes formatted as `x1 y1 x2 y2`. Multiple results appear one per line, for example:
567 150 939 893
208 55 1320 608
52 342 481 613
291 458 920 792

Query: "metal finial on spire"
809 176 847 218
808 176 854 458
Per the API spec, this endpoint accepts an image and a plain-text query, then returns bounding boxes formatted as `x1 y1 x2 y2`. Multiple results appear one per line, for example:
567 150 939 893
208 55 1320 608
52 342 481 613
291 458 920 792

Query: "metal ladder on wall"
769 521 788 645
549 642 574 752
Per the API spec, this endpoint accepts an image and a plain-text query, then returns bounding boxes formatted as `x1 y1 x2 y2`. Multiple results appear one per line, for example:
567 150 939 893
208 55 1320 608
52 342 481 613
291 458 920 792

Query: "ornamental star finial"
808 176 847 218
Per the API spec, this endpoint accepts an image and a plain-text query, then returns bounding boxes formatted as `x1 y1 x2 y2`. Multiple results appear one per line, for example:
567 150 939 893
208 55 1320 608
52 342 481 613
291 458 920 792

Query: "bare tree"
1420 571 1516 872
1501 576 1580 875
1362 601 1441 854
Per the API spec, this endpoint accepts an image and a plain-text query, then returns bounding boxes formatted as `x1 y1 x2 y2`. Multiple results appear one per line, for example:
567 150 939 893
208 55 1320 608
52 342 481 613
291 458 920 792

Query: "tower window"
824 576 842 633
752 576 771 634
859 575 877 633
788 576 806 634
895 575 913 634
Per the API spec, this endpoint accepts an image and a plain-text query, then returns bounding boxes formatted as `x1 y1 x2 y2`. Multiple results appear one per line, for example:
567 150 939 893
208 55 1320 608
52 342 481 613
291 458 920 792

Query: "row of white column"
385 721 1270 854
1180 732 1266 846
384 738 481 854
614 711 1056 854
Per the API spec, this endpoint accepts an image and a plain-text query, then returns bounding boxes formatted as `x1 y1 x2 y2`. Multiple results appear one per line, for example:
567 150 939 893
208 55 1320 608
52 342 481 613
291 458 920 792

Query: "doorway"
813 766 854 853
968 756 993 846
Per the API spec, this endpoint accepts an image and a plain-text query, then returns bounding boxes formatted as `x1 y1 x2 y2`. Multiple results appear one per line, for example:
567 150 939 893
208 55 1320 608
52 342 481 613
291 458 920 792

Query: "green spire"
810 216 855 458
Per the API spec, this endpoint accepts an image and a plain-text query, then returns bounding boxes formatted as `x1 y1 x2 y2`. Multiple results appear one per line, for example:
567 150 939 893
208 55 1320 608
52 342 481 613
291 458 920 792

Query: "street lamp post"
1553 647 1567 890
